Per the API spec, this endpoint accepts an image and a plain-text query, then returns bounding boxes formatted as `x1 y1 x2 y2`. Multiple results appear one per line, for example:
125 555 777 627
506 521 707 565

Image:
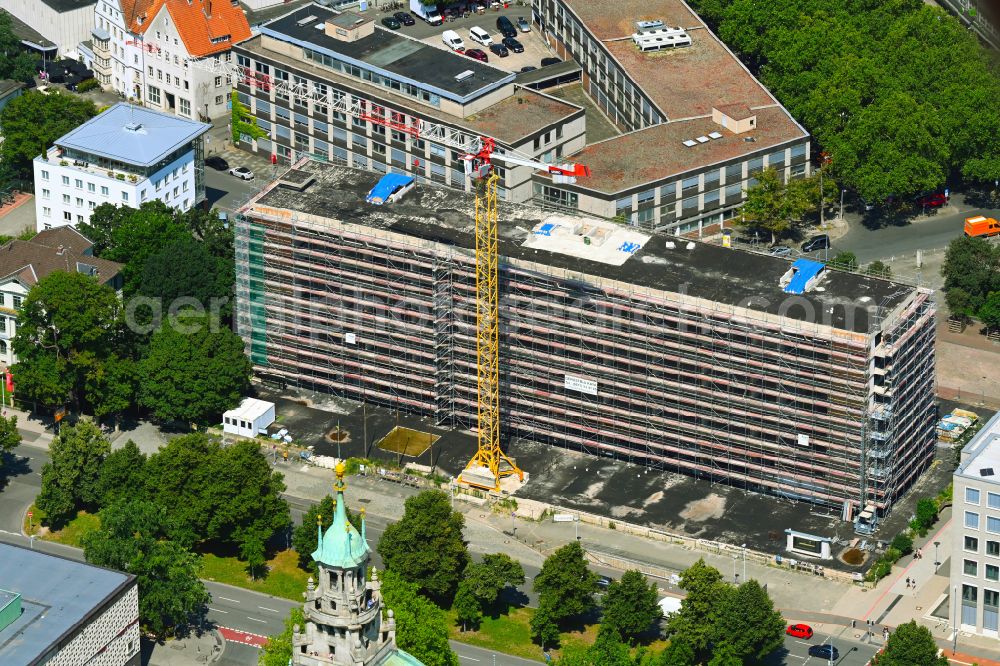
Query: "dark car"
466 48 489 62
381 16 401 29
800 234 830 253
496 15 517 38
807 644 839 660
917 192 946 208
393 11 415 25
597 575 614 590
519 65 537 73
503 36 524 53
517 16 530 32
489 43 509 57
541 56 562 67
205 155 229 171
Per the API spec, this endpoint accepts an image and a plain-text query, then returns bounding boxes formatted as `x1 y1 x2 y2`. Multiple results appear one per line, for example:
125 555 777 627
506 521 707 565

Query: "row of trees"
942 236 1000 327
691 0 1000 202
12 200 246 426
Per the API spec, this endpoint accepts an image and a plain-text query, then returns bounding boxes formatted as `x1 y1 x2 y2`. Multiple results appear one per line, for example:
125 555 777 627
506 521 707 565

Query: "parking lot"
372 2 556 72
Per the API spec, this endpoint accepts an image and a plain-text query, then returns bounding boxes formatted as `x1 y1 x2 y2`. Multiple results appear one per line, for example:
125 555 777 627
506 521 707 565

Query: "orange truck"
965 215 1000 237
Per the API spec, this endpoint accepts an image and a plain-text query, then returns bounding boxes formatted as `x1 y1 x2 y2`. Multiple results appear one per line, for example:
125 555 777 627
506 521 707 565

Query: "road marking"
246 617 267 624
218 596 241 603
258 606 280 613
458 657 481 662
208 607 229 614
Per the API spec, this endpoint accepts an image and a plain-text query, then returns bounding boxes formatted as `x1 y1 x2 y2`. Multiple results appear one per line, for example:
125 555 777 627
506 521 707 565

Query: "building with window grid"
236 163 937 527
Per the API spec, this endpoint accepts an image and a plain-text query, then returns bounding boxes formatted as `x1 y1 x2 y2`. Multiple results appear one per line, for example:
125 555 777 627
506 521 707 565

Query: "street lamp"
935 541 941 572
741 544 747 581
574 515 580 542
733 554 739 583
839 189 845 221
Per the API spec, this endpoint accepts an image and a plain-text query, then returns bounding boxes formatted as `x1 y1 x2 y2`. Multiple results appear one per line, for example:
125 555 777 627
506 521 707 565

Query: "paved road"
768 627 879 666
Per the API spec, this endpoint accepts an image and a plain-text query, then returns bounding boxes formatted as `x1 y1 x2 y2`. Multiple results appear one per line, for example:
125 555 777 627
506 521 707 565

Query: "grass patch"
25 506 100 547
199 549 309 602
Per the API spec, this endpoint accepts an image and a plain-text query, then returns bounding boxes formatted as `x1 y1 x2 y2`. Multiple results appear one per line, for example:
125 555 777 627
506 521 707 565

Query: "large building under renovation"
236 164 936 525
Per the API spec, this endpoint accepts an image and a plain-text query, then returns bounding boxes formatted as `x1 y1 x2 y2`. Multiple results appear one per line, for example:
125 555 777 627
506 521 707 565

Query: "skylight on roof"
682 139 697 147
982 468 995 477
696 136 709 143
708 131 723 139
455 70 474 81
297 14 318 25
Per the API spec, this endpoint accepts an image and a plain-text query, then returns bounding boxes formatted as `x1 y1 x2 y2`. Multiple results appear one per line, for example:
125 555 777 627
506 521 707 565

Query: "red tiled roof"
120 0 165 34
163 0 251 58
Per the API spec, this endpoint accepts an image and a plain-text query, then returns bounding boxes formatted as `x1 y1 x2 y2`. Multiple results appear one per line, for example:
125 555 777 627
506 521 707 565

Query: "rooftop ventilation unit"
296 14 317 25
635 19 664 33
124 122 143 132
708 131 723 139
632 26 691 51
455 70 474 81
682 139 697 147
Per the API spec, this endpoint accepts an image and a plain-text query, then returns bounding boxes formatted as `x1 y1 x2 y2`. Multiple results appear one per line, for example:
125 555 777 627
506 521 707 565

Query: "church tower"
292 462 423 666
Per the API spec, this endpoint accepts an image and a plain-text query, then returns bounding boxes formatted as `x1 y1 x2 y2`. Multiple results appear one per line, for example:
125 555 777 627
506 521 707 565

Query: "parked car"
807 644 839 660
597 575 614 590
519 65 537 73
768 245 792 257
381 16 401 29
503 36 524 53
517 16 531 32
496 15 517 38
469 26 494 47
785 624 813 639
393 11 415 25
466 48 489 62
800 234 830 253
442 29 466 51
489 43 509 57
916 193 946 208
205 155 229 171
229 166 254 180
541 56 562 66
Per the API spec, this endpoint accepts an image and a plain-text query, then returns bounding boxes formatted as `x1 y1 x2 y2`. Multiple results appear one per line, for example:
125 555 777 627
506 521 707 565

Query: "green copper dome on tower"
312 462 371 569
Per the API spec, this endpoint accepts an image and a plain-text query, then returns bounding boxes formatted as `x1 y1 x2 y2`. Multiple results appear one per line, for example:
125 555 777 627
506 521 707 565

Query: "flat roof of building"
56 102 210 167
38 0 96 13
238 35 582 146
224 397 275 421
957 412 1000 482
562 105 803 192
0 543 133 665
261 5 512 102
245 163 914 334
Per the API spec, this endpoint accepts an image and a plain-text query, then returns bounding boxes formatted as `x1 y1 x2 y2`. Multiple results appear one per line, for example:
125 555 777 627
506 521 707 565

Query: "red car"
465 48 489 62
786 624 813 639
917 193 946 208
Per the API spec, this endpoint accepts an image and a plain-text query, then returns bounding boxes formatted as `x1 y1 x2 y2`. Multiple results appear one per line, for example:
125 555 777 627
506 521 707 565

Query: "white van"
469 26 493 47
442 29 465 51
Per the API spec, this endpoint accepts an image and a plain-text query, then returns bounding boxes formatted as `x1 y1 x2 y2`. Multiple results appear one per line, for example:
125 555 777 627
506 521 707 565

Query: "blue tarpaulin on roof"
366 173 414 205
784 258 825 294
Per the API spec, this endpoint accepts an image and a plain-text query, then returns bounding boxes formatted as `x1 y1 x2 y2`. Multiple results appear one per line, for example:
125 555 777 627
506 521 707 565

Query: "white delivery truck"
410 0 443 25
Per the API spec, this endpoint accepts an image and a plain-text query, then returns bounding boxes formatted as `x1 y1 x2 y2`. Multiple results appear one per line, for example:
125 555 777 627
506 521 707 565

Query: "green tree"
84 354 136 430
137 313 251 425
707 643 743 666
259 607 306 666
712 579 785 663
0 414 22 470
890 532 913 556
377 489 469 603
83 499 209 638
830 251 859 271
142 432 219 546
96 440 147 508
557 626 636 666
534 540 598 624
658 637 696 666
0 90 97 179
231 91 266 145
379 569 459 666
138 236 232 310
463 553 525 610
910 497 938 536
946 287 976 323
979 291 1000 330
0 13 36 84
36 421 110 527
865 260 893 279
12 271 127 412
735 168 816 243
453 580 482 631
873 620 948 665
292 494 362 570
941 236 999 313
529 600 561 650
600 569 662 643
665 559 729 660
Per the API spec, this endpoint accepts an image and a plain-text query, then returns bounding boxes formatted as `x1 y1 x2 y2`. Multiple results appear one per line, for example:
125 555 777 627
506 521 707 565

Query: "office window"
64 211 72 221
989 541 1000 557
88 201 95 210
101 186 109 195
62 194 70 204
148 66 153 76
88 182 95 192
42 206 51 217
966 511 980 529
637 189 654 205
966 560 979 576
314 120 328 137
989 565 1000 581
148 85 160 104
969 488 982 505
615 196 632 215
40 170 48 180
41 188 50 199
989 516 1000 534
62 176 69 185
748 156 764 175
74 179 82 189
725 163 742 182
76 214 83 223
990 492 1000 509
75 197 83 207
215 95 223 105
179 98 190 116
968 536 980 552
215 76 222 87
963 584 978 626
681 175 699 192
122 192 128 202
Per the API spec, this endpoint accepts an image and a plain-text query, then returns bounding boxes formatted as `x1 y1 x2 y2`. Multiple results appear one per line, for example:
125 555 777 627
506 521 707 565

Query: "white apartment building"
952 411 1000 636
33 103 209 231
92 0 145 97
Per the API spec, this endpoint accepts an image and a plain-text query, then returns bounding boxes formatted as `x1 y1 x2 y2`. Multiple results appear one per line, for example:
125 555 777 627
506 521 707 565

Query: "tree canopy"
872 620 948 666
138 235 232 311
712 579 785 663
0 90 97 179
941 236 1000 321
462 553 526 609
95 439 147 507
0 415 21 470
36 421 110 527
734 168 822 242
533 540 598 624
691 0 1000 201
379 569 459 666
259 607 306 666
600 570 662 644
377 489 469 604
0 15 35 85
137 313 251 425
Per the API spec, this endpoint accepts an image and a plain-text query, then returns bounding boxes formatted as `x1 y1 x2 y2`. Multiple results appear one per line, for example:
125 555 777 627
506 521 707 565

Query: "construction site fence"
508 495 863 586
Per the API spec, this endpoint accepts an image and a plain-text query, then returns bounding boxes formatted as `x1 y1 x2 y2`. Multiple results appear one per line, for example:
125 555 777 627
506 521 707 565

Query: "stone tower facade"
291 463 422 666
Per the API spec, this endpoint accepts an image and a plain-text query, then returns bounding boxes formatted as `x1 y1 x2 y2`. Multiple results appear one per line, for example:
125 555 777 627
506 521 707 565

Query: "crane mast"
215 61 590 491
